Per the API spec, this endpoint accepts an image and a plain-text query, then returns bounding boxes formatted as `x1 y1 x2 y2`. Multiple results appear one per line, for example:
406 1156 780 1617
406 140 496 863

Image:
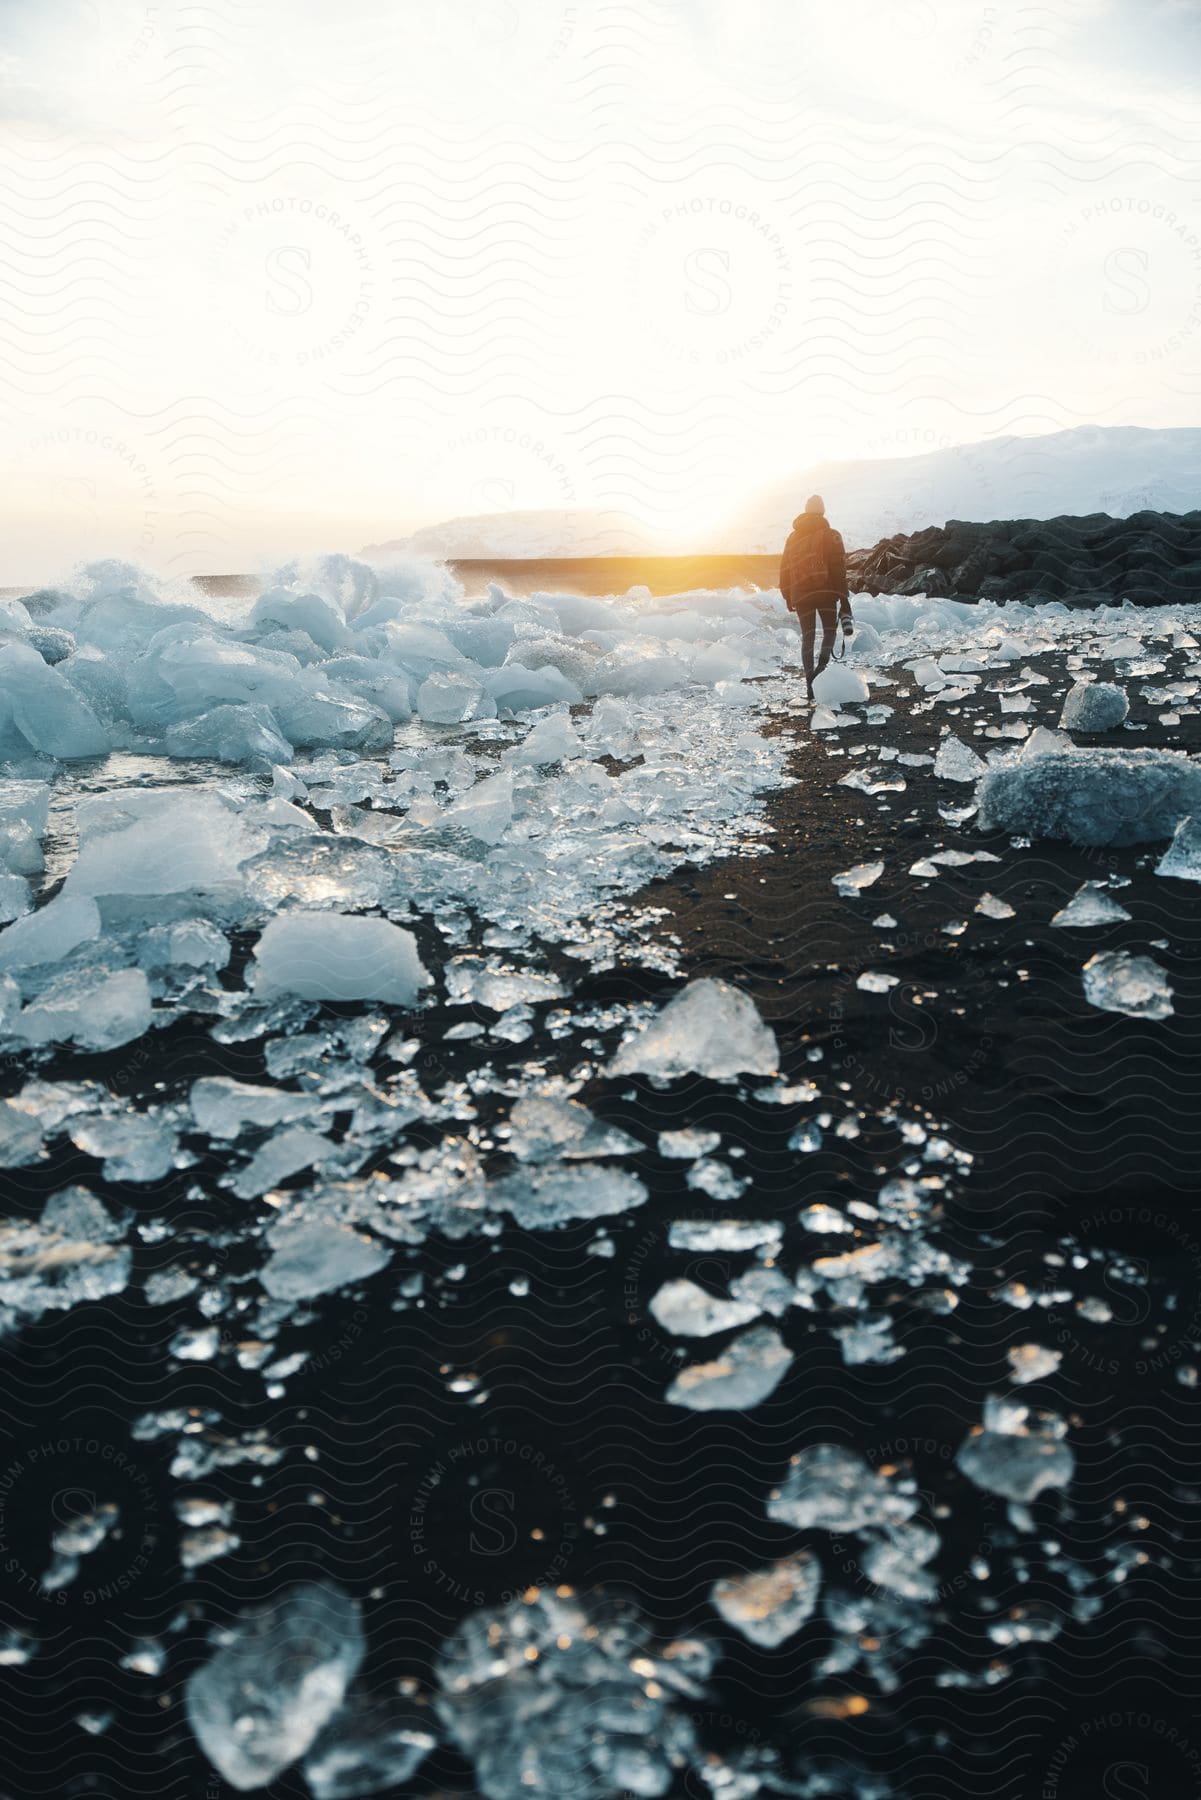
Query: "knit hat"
804 494 825 515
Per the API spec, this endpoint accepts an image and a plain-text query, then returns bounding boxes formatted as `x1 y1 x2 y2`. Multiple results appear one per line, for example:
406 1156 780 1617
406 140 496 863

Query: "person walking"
779 494 852 702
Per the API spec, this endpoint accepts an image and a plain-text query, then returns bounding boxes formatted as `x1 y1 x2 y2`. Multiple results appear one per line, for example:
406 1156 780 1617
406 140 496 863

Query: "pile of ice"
1 557 800 770
0 559 811 1054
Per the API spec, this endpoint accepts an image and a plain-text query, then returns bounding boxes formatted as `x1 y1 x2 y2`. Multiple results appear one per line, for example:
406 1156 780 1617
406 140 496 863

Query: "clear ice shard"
955 1396 1075 1502
649 1278 762 1338
487 1164 647 1230
252 912 430 1005
765 1443 916 1533
1050 883 1131 928
184 1582 365 1791
665 1324 793 1411
709 1552 821 1646
934 735 986 782
1059 680 1128 732
832 861 884 896
436 1589 712 1800
504 1095 639 1163
261 1218 391 1300
1082 951 1173 1021
1156 813 1201 883
302 1691 437 1799
611 978 778 1081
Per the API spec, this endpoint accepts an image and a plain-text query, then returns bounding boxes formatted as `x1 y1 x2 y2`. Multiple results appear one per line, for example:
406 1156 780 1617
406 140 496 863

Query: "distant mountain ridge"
362 426 1201 560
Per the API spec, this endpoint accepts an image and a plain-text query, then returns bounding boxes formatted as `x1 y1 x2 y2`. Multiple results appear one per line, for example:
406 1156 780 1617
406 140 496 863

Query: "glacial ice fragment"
1050 882 1131 928
976 746 1201 847
1156 813 1201 883
665 1324 792 1411
833 861 884 896
261 1218 391 1300
612 979 778 1081
185 1583 365 1791
709 1552 821 1646
955 1397 1074 1502
766 1443 916 1533
649 1278 762 1339
1059 680 1128 732
1082 951 1173 1021
252 913 430 1005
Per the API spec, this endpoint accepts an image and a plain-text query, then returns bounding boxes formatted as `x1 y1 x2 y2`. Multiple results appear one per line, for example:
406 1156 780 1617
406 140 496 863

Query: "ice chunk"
185 1583 365 1791
487 1164 646 1230
1007 1344 1061 1385
766 1443 915 1533
860 1523 940 1601
252 913 430 1005
485 663 582 713
650 1278 762 1338
0 895 101 972
0 780 51 838
1059 680 1128 732
658 1127 720 1159
137 918 230 971
416 669 485 724
507 711 583 768
232 1127 334 1200
504 1095 638 1162
856 970 897 993
668 1218 782 1254
436 1590 709 1800
165 703 293 767
70 1114 176 1182
442 769 513 844
1082 950 1173 1021
612 979 778 1081
261 1218 390 1300
832 861 883 896
1050 882 1131 927
809 703 842 731
0 643 110 759
1156 813 1201 883
303 1693 437 1800
192 1078 320 1138
15 967 152 1051
65 793 263 901
813 665 869 706
976 746 1201 847
1 1197 129 1333
934 735 986 782
975 892 1015 920
710 1552 821 1647
956 1397 1075 1502
250 586 351 654
665 1323 792 1411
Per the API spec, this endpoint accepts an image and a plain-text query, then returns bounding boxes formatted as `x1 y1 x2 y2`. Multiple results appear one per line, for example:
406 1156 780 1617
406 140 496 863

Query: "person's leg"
813 597 838 676
797 606 817 696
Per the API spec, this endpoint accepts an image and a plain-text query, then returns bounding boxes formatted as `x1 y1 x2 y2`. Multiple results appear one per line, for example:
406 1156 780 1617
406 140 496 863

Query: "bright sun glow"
1 0 1198 579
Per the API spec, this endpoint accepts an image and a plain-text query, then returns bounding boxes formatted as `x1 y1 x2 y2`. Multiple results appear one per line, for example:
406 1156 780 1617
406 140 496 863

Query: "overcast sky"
2 0 1199 578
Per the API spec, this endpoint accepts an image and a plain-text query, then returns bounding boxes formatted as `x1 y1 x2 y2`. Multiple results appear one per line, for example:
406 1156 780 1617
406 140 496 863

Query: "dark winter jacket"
779 512 849 613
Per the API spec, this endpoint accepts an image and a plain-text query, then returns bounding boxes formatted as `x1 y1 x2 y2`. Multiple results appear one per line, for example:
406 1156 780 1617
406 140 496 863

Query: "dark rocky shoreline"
847 508 1201 606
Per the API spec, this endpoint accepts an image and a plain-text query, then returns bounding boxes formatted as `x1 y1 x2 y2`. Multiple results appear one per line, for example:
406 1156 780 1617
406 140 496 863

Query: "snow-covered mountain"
731 426 1201 550
362 509 659 560
362 427 1201 560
